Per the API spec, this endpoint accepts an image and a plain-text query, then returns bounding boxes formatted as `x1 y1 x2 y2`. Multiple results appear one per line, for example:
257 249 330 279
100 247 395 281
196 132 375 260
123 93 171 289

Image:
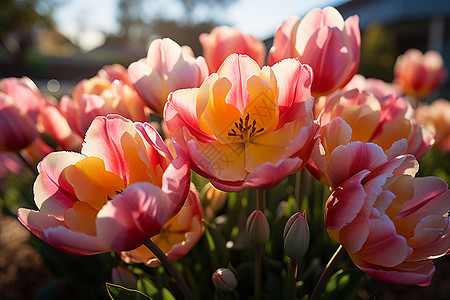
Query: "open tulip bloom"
325 142 450 286
164 54 317 192
18 114 191 254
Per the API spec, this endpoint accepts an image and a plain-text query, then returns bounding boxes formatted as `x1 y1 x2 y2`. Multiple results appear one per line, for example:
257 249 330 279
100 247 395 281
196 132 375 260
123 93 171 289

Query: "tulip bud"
212 268 237 292
111 266 137 289
283 211 310 260
246 210 270 246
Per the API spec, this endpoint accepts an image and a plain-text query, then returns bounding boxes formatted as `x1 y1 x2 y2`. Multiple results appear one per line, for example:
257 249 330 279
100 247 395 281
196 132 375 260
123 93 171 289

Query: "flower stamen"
228 113 264 142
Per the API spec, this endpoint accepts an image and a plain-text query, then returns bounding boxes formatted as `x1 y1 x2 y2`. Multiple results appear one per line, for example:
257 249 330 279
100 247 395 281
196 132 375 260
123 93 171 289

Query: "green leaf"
204 222 229 269
137 277 175 300
367 289 379 300
106 283 151 300
321 268 369 300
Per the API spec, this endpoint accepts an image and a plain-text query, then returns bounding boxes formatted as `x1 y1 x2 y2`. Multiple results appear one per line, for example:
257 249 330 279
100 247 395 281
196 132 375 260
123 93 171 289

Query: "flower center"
107 188 124 200
227 113 264 143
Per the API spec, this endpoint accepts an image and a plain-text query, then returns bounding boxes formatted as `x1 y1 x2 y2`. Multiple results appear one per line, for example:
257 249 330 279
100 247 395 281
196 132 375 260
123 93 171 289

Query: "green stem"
254 245 262 300
144 239 193 300
257 189 265 211
288 258 298 299
310 245 346 300
254 189 266 300
295 170 302 211
295 169 309 211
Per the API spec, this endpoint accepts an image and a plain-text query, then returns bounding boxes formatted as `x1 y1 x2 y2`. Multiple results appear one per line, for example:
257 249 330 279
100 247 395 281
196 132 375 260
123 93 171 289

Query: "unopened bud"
111 266 137 289
283 211 310 260
246 210 270 246
212 268 237 292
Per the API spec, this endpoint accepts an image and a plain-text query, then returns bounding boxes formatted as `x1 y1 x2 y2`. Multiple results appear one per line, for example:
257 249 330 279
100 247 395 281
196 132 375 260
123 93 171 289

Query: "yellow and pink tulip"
308 88 434 186
128 38 209 116
18 114 191 254
164 54 317 191
325 142 450 286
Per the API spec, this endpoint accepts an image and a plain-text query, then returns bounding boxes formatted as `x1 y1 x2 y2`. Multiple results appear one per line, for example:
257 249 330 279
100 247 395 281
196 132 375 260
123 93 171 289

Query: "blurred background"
1 0 450 299
1 0 449 99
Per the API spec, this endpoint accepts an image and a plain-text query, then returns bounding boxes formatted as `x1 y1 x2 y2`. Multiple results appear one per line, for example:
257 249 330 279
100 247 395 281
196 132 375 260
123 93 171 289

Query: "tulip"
268 7 361 97
199 25 267 73
324 142 450 286
120 183 204 266
128 38 209 115
308 88 434 186
18 114 190 254
165 54 317 191
212 268 238 292
415 98 450 152
343 74 402 99
0 77 44 151
246 210 270 246
394 49 447 99
71 64 148 135
283 211 310 260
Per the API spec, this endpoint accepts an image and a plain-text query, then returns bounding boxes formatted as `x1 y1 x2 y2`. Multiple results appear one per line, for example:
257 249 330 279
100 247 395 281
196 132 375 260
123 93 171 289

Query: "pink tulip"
199 25 267 73
415 98 450 152
18 114 191 254
268 7 361 97
71 65 147 136
343 74 402 99
128 38 209 115
394 49 447 99
325 142 450 286
0 77 44 151
308 88 434 186
164 54 317 191
120 183 204 266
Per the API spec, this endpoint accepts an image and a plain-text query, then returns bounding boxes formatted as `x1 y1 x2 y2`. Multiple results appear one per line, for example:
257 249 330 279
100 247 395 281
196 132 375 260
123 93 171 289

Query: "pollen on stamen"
228 113 264 140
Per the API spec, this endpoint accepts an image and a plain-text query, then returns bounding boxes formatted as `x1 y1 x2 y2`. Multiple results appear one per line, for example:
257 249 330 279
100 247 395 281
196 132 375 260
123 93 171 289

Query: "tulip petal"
218 54 261 113
355 214 410 267
44 225 109 255
96 182 171 251
82 114 136 183
34 151 85 218
161 143 190 216
165 88 216 143
326 142 387 189
356 259 435 286
271 59 313 128
187 139 246 184
244 157 302 190
325 169 369 230
128 59 163 114
398 177 450 218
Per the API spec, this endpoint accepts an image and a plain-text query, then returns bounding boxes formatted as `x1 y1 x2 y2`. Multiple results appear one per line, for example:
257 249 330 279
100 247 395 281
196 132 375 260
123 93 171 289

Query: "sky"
54 0 344 51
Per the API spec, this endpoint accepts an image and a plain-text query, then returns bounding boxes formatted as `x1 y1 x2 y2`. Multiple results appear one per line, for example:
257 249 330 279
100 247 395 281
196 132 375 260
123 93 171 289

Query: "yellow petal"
65 156 125 210
200 77 242 143
244 75 278 135
195 140 247 181
245 120 302 172
120 132 155 185
64 201 98 236
371 117 412 151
